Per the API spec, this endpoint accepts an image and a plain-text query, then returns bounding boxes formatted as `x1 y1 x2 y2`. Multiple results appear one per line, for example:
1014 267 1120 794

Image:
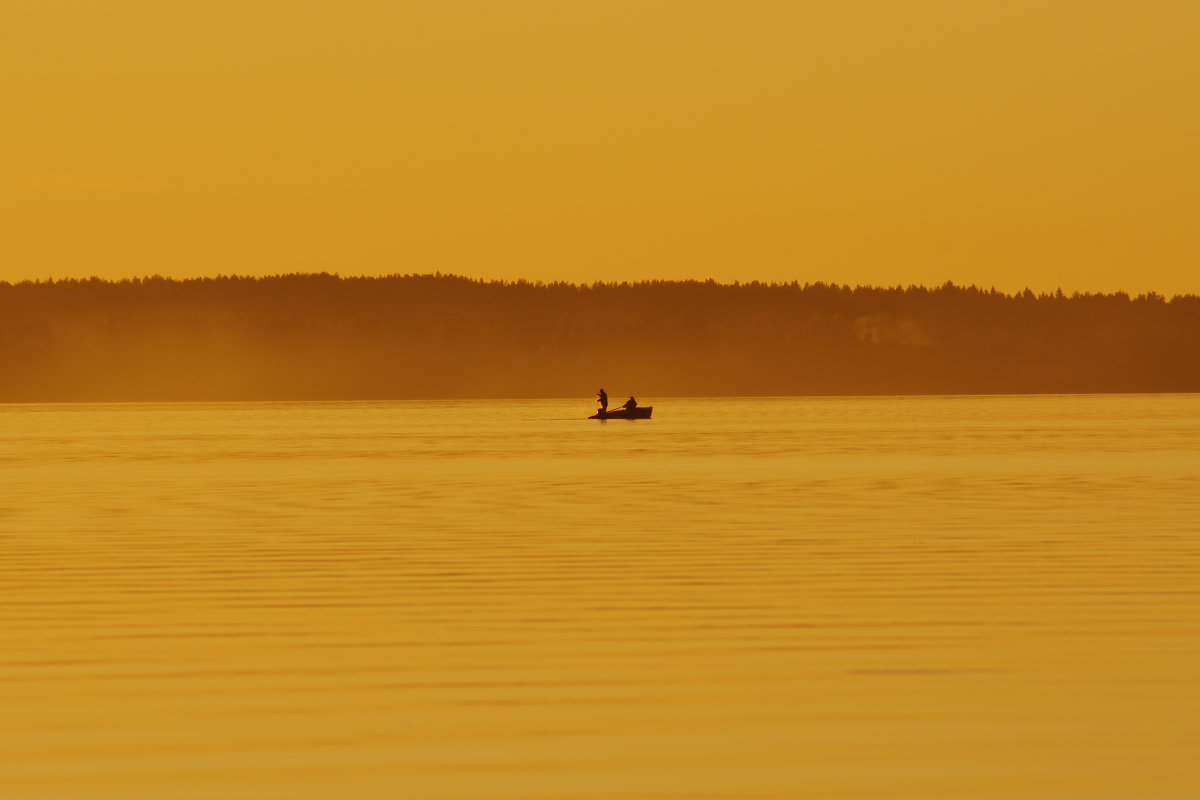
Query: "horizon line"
2 272 1196 301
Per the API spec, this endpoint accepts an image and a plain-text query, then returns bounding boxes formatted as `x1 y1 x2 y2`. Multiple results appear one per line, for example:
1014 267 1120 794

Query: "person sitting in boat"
622 396 638 412
597 388 608 413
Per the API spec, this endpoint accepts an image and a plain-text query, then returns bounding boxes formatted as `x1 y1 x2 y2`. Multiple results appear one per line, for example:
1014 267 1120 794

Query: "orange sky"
2 1 1197 295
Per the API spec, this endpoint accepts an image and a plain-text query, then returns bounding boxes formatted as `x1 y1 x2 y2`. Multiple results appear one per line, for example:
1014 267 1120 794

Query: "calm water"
2 395 1198 799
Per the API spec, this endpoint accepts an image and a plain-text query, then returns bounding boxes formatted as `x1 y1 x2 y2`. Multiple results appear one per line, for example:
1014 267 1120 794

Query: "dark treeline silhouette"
1 273 1198 401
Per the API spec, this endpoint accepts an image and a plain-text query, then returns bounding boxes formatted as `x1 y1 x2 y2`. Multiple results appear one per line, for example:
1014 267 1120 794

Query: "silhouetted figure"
622 396 637 412
597 388 608 413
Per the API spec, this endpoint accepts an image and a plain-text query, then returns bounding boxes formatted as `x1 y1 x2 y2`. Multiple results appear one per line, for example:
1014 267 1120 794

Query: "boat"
589 406 652 420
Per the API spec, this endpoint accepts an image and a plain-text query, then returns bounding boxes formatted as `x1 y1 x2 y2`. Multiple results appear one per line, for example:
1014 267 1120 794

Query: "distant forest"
1 274 1198 401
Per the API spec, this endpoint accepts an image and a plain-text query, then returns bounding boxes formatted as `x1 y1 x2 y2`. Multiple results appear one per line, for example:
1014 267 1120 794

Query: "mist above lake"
2 274 1197 401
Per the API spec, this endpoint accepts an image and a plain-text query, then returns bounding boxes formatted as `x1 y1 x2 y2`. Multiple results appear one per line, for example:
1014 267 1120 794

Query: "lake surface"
2 395 1198 799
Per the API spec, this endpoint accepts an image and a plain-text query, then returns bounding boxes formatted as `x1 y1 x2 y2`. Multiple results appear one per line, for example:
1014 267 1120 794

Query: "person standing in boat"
622 396 638 412
597 388 608 413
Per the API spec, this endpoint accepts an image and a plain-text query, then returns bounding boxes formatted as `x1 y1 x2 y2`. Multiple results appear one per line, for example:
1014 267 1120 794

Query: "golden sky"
2 1 1197 294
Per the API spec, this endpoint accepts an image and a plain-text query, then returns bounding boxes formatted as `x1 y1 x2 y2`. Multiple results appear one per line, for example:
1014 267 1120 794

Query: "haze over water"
3 394 1198 798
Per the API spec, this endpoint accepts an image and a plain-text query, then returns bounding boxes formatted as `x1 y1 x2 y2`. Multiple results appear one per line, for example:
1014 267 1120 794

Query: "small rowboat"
589 406 653 420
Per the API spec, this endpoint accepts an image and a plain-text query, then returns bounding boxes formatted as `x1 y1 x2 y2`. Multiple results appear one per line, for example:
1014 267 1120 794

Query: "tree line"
1 273 1197 401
